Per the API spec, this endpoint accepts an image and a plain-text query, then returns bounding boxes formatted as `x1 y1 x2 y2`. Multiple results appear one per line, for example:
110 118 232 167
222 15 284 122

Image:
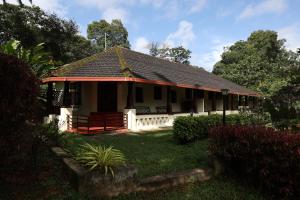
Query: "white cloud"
133 37 151 54
165 20 196 47
238 0 287 20
138 0 165 8
189 0 207 13
102 7 128 22
278 24 300 51
191 40 232 72
5 0 67 17
76 0 129 22
75 0 168 22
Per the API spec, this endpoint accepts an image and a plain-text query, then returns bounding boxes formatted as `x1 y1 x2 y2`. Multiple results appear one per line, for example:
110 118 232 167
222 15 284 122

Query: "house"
43 46 260 133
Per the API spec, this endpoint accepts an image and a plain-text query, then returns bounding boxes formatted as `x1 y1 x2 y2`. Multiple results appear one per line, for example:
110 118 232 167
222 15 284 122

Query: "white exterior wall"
118 82 128 112
133 83 168 113
47 81 242 132
78 82 97 115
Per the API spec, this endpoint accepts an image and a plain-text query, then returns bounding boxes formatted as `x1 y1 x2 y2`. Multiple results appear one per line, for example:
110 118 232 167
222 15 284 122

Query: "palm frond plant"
75 143 126 177
0 40 57 77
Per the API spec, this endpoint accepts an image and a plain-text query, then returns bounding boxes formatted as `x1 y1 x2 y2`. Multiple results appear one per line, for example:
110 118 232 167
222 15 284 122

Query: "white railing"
135 112 209 131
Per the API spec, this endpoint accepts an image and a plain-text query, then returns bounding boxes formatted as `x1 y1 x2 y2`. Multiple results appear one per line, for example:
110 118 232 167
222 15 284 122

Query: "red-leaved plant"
209 125 300 199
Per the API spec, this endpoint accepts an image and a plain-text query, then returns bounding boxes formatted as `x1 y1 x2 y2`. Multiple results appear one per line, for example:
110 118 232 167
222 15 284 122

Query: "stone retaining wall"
51 146 212 199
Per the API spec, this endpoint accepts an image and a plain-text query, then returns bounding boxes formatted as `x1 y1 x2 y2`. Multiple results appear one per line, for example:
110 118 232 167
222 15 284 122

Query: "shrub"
209 125 300 198
76 143 126 177
0 53 39 134
35 120 61 145
173 114 257 144
239 108 272 125
0 53 39 159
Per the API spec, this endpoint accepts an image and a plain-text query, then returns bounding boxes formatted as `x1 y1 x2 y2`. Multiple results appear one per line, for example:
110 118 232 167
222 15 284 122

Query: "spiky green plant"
76 143 126 177
0 40 56 77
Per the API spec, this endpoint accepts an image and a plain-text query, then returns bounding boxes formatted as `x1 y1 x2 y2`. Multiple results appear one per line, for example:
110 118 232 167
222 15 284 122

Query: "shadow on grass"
61 131 209 178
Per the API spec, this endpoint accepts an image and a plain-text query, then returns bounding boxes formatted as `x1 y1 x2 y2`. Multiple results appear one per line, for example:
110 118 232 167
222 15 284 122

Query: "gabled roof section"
46 46 260 97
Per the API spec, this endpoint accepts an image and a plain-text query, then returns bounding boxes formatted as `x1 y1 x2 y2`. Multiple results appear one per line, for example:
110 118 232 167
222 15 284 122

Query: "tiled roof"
49 47 260 96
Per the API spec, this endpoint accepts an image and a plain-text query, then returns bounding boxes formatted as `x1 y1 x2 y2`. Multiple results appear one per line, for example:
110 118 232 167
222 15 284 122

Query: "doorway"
97 82 117 112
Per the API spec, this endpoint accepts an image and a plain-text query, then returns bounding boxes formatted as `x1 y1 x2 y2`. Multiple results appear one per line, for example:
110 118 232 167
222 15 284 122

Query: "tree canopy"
149 43 191 64
213 30 297 96
0 4 97 65
87 19 130 51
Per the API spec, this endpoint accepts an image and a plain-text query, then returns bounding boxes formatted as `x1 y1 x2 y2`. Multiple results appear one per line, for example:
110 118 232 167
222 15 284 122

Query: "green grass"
59 131 265 199
62 131 209 178
114 177 265 200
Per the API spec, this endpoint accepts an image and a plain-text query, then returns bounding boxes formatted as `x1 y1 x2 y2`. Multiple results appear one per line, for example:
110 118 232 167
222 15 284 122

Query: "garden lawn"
62 131 209 178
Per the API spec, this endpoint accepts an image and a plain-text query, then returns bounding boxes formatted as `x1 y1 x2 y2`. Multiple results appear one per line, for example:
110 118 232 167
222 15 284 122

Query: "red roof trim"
42 77 260 97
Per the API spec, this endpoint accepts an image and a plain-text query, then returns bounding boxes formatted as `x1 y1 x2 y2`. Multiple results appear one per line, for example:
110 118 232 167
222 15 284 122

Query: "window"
70 82 81 106
135 87 144 103
171 90 177 103
216 92 222 100
208 91 214 100
154 86 162 100
185 88 192 99
195 90 204 98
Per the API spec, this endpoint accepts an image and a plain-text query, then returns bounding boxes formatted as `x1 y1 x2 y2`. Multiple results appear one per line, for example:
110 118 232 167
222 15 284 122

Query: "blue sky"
6 0 300 71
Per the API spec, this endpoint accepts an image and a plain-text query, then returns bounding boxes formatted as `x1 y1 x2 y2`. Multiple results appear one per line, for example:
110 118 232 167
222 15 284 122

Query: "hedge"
209 125 300 198
173 114 250 144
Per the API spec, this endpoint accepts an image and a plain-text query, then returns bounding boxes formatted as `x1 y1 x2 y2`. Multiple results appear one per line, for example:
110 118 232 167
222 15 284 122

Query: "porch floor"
67 126 128 135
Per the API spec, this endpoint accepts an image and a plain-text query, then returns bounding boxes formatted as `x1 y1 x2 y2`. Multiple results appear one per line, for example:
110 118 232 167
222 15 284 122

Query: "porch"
45 81 258 133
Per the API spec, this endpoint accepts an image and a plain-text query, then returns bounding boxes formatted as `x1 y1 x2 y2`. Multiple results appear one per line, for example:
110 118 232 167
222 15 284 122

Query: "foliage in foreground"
76 143 126 177
209 125 300 199
0 53 39 136
35 120 62 145
0 40 56 77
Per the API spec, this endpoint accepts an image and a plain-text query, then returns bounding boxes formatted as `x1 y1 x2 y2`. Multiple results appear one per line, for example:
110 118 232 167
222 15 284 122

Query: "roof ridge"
114 46 133 77
118 46 206 71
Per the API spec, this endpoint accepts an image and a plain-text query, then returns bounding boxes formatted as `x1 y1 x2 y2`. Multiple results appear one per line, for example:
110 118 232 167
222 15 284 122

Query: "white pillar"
124 109 136 131
58 107 75 132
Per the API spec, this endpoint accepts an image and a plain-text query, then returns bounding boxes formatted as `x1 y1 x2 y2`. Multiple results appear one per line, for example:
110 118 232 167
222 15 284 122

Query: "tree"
213 30 293 96
149 42 159 57
0 4 97 64
17 0 32 6
2 0 32 6
169 46 191 64
0 40 55 77
87 19 130 51
149 43 191 64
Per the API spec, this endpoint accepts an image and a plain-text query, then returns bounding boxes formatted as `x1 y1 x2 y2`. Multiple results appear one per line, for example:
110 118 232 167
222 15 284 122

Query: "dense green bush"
0 53 39 160
173 115 222 144
209 125 300 199
173 113 269 144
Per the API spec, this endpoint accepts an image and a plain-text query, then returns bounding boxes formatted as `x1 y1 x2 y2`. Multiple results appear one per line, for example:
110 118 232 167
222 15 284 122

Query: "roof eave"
42 76 261 97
